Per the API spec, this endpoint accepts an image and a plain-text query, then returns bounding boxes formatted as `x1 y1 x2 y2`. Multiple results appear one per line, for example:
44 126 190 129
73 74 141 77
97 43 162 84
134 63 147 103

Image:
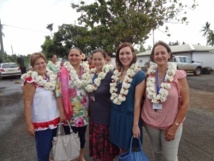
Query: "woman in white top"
22 52 65 161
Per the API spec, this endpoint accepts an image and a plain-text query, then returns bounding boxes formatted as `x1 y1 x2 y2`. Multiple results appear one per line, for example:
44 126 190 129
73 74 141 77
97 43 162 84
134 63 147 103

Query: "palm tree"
201 22 211 37
207 30 214 46
201 22 214 46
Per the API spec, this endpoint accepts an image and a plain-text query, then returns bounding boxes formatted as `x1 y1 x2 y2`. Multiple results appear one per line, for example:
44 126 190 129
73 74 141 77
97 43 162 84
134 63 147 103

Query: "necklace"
63 61 89 88
146 62 177 103
85 64 114 92
110 63 139 105
21 69 56 90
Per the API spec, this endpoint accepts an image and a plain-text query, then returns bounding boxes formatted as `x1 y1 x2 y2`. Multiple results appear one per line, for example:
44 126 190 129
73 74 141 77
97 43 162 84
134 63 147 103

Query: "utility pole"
152 29 155 46
0 19 5 62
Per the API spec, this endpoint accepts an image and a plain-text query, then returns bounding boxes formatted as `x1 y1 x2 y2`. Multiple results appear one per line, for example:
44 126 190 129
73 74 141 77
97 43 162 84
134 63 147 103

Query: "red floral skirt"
89 122 119 161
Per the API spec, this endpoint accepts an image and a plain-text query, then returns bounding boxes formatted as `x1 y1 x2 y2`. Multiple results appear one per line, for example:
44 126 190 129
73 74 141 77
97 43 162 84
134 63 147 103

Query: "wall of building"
192 52 214 69
136 51 214 70
136 55 150 68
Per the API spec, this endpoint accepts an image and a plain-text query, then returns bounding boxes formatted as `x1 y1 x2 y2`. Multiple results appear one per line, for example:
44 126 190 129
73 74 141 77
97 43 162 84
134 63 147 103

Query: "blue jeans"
35 128 57 161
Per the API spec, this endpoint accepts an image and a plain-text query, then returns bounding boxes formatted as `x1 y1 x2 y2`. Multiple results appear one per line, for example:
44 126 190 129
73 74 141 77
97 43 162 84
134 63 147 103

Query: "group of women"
22 41 189 161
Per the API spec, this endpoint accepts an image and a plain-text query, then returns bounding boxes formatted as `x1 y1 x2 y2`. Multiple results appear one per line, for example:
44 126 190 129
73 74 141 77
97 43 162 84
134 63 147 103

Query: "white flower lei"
21 68 56 90
63 61 90 88
85 64 114 92
146 62 177 103
110 63 139 105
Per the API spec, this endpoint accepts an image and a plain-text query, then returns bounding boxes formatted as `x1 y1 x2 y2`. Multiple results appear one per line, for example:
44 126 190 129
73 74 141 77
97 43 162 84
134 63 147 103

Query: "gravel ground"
0 72 214 161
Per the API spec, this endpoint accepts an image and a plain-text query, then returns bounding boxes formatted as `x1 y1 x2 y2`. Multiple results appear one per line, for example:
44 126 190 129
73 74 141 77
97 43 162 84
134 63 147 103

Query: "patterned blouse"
55 65 89 127
47 61 60 75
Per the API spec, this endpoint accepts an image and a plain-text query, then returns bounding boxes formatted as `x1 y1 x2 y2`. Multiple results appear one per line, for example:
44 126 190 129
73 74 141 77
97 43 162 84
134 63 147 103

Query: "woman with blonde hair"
22 52 65 161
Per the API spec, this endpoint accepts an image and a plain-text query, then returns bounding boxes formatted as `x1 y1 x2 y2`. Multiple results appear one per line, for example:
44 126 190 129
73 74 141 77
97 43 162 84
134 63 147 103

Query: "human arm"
23 83 35 136
133 79 146 138
56 97 66 122
165 77 189 141
55 80 66 122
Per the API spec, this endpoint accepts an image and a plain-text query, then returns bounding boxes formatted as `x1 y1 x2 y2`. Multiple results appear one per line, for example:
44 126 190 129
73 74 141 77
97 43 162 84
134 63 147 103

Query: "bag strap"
129 136 143 152
57 120 74 136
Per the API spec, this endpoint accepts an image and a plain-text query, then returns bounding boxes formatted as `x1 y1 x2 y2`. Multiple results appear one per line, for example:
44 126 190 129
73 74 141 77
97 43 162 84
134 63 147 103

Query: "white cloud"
145 0 214 47
0 0 79 55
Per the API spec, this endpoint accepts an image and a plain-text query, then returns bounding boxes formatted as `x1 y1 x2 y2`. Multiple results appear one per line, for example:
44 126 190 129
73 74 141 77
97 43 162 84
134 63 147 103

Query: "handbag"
119 136 150 161
50 121 80 161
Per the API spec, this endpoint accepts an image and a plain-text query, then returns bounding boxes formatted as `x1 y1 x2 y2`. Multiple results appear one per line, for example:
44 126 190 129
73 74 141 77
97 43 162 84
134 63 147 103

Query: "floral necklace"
146 62 177 103
85 64 114 92
110 63 139 105
21 68 56 90
63 61 90 88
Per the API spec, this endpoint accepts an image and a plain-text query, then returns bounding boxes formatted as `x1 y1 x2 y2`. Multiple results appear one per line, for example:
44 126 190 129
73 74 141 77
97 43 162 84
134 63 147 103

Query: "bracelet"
174 122 179 126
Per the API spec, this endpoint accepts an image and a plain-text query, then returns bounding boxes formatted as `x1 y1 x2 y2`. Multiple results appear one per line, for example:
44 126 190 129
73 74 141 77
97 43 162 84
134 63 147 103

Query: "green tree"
201 22 211 37
201 22 214 46
169 41 180 46
41 35 67 59
71 0 197 51
41 24 94 58
206 31 214 46
46 23 54 36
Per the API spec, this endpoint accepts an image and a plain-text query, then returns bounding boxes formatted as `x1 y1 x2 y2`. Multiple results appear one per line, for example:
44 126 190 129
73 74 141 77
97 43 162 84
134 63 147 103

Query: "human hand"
26 123 35 136
165 124 178 141
59 111 66 122
132 125 140 138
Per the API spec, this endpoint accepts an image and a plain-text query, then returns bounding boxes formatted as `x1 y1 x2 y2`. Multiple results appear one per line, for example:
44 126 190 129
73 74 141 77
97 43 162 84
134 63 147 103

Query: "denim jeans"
35 128 57 161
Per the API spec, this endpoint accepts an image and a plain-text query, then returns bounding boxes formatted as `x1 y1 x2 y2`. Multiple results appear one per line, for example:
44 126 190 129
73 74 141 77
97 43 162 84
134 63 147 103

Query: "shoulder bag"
50 121 80 161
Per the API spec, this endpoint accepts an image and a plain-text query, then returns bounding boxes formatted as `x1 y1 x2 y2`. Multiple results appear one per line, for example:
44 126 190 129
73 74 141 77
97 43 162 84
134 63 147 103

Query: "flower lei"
63 61 90 88
85 64 114 92
146 62 177 103
21 68 56 90
110 63 139 105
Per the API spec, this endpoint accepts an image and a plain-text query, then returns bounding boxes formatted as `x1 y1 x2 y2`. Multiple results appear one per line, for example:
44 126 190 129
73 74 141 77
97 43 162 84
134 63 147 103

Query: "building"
137 44 214 70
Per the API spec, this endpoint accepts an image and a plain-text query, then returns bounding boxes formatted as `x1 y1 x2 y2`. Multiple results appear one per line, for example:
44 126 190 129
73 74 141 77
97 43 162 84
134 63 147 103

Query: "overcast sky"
0 0 213 55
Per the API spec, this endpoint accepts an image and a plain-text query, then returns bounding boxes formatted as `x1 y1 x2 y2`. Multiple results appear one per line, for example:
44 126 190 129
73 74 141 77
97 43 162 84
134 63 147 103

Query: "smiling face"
118 46 134 68
153 45 171 66
68 48 82 66
92 51 106 72
32 57 46 76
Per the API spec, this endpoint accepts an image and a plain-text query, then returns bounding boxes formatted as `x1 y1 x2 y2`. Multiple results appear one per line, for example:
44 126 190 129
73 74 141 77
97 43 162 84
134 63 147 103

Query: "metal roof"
137 44 214 56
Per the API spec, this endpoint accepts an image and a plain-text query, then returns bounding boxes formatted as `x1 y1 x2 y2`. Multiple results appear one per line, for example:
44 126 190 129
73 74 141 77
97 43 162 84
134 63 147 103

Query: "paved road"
0 74 214 161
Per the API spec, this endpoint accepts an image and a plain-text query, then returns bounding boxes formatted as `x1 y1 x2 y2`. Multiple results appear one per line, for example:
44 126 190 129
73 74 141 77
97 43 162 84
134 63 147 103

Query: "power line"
2 24 50 34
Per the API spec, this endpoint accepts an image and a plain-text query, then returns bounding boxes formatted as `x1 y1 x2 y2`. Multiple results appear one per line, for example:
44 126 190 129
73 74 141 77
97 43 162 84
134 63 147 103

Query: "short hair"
115 42 136 69
150 41 173 62
91 49 107 59
30 52 46 67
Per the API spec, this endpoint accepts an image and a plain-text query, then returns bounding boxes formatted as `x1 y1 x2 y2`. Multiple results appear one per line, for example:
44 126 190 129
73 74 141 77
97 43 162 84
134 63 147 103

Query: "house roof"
137 44 214 56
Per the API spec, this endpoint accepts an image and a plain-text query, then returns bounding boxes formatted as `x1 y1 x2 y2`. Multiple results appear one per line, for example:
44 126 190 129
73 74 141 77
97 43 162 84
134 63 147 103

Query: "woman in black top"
85 49 119 161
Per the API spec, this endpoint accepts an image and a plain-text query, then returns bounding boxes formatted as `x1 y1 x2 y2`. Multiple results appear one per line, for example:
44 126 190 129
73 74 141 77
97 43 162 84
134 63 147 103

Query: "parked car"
172 56 203 76
0 62 22 79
